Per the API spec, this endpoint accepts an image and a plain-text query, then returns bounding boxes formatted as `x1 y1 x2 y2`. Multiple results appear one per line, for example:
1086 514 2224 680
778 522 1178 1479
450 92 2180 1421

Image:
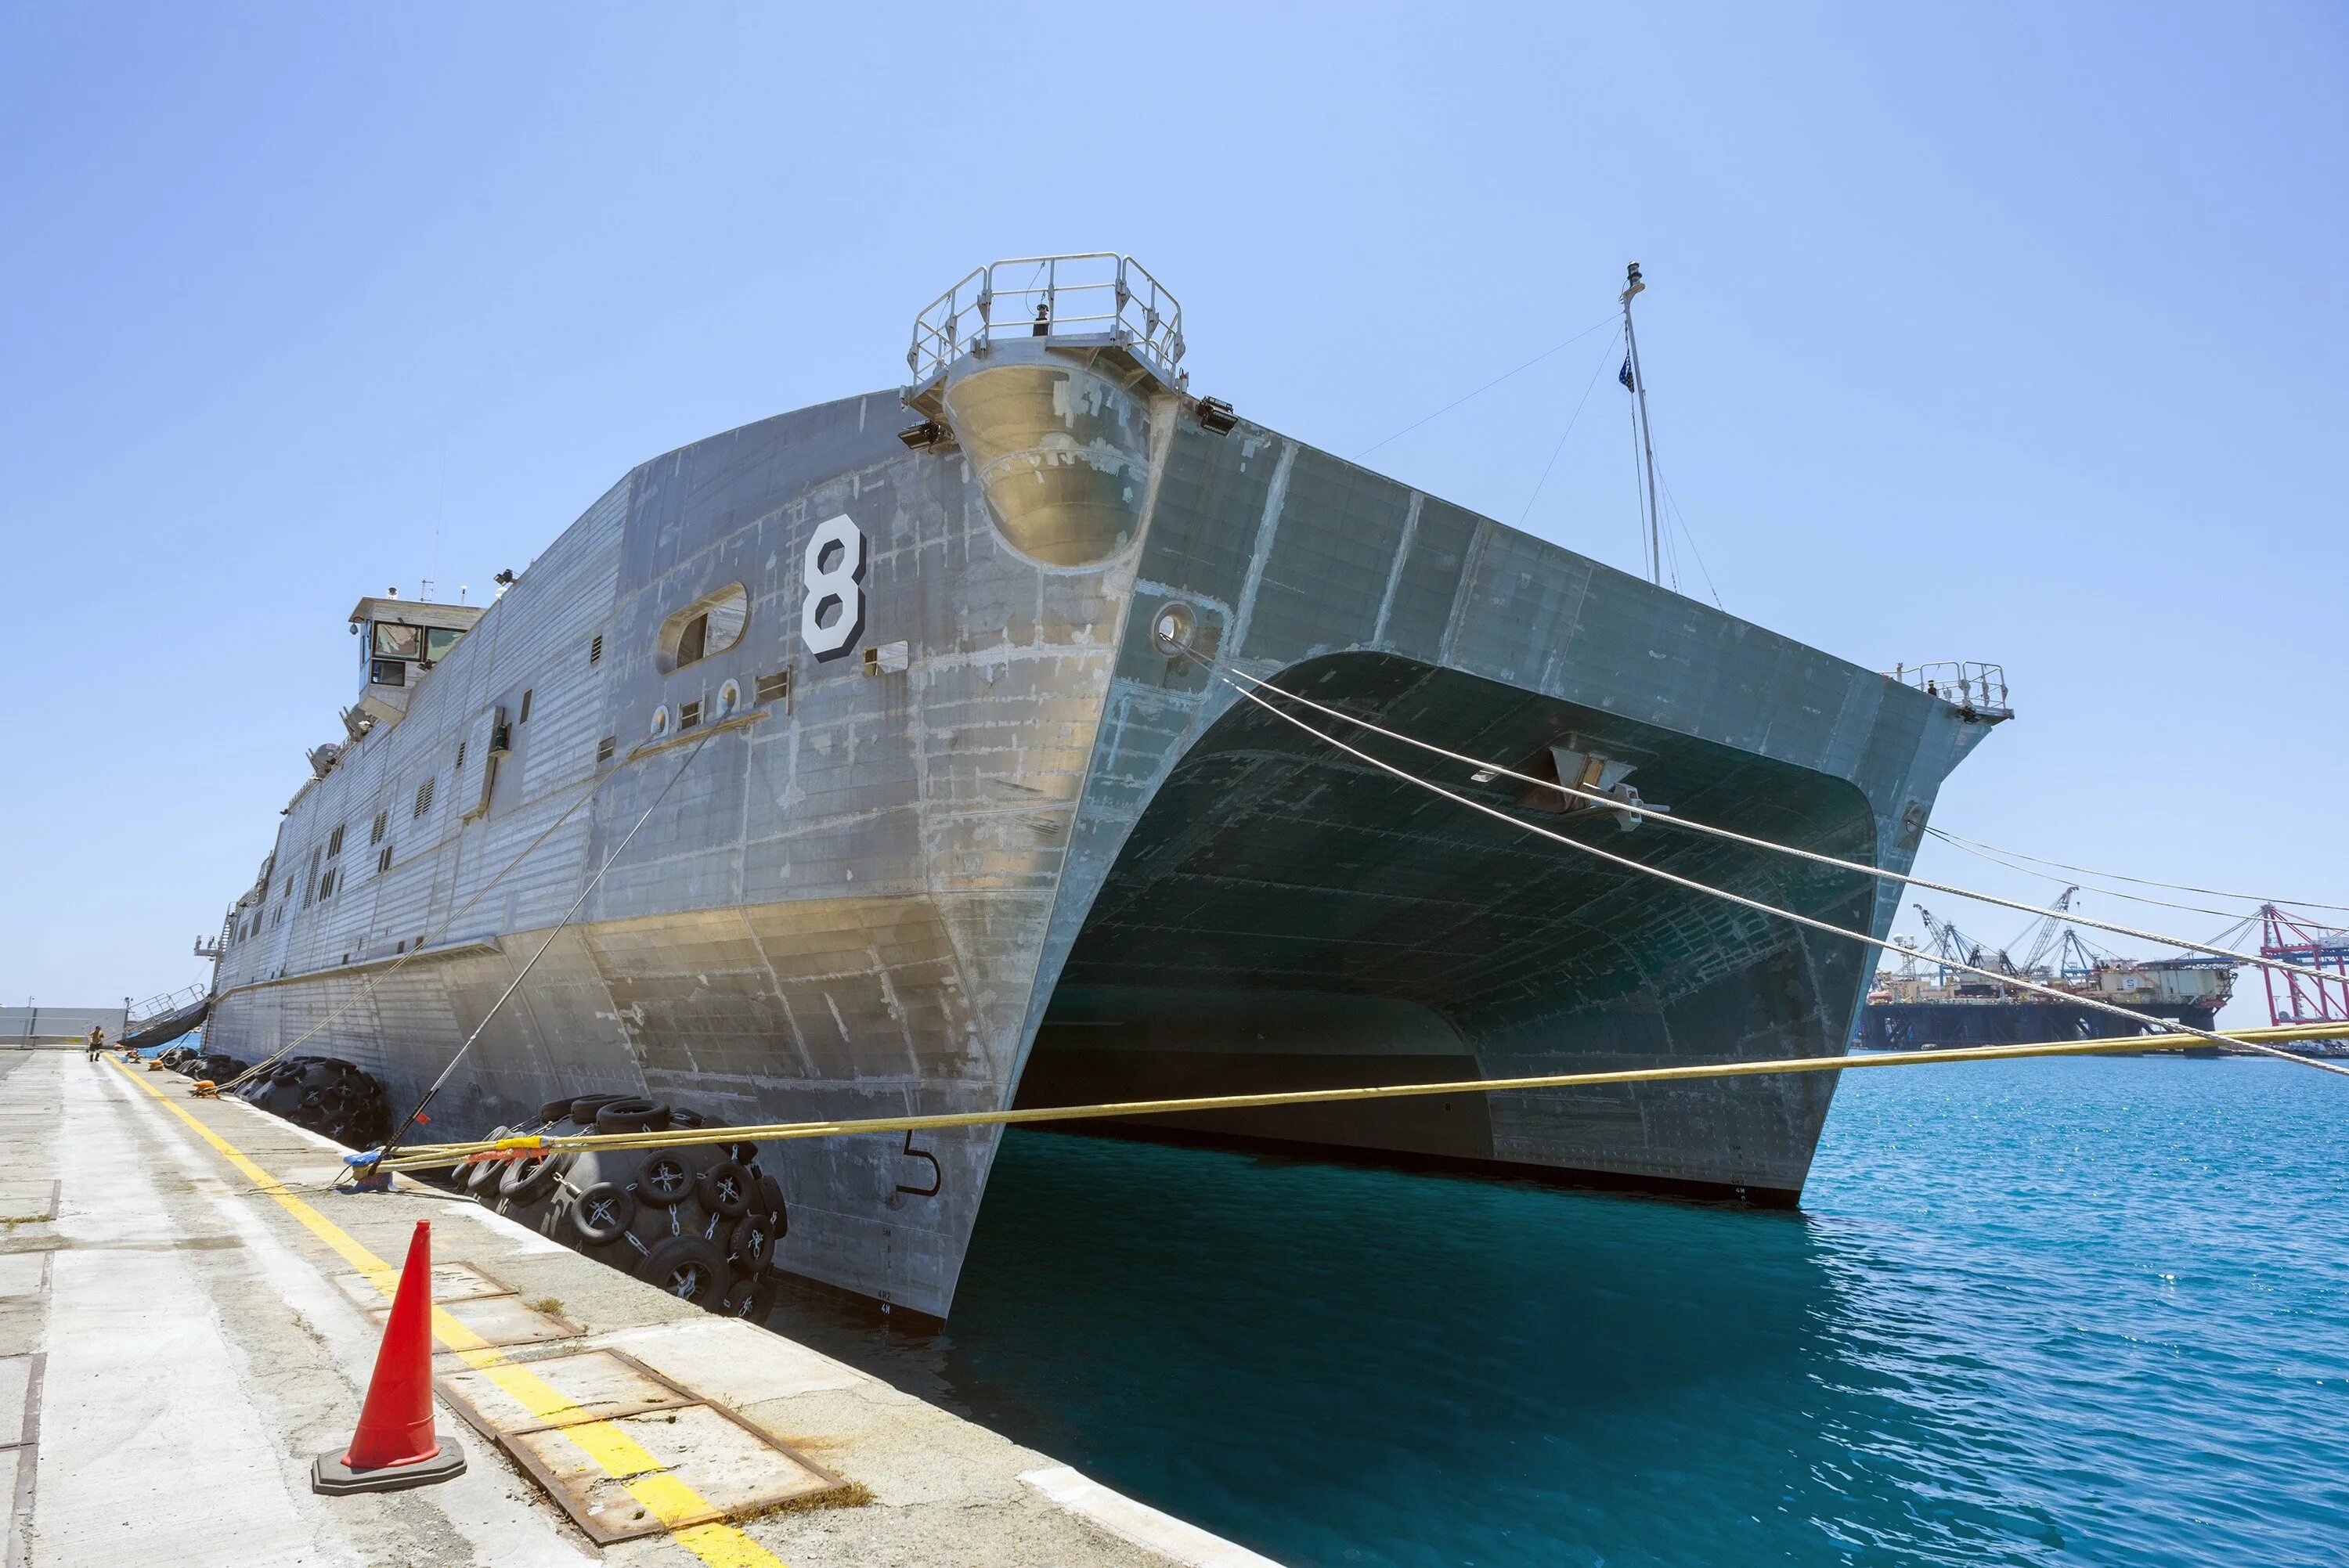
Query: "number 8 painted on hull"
800 514 867 659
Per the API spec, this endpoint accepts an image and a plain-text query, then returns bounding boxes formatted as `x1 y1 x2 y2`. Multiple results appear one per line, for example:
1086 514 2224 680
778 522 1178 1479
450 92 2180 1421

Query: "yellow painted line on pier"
108 1058 792 1568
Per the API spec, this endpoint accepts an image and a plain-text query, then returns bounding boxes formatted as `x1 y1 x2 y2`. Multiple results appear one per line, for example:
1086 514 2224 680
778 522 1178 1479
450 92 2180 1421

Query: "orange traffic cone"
312 1220 468 1494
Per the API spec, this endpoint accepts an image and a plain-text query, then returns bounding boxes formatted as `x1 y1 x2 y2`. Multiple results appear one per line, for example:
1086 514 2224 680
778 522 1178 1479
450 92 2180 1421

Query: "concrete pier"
0 1048 1276 1567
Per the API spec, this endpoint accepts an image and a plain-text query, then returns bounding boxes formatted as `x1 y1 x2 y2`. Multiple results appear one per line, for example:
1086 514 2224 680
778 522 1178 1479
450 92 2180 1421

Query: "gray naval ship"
204 255 1998 1321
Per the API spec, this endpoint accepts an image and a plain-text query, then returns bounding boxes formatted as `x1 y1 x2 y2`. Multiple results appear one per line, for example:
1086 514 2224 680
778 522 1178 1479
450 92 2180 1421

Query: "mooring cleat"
341 1149 392 1193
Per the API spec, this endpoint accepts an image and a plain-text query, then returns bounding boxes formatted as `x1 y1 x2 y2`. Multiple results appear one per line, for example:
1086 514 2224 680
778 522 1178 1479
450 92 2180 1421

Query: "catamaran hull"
207 340 1992 1319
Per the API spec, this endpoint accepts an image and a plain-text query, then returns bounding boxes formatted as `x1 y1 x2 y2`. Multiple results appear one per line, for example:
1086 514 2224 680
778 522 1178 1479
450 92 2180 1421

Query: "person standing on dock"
86 1025 105 1062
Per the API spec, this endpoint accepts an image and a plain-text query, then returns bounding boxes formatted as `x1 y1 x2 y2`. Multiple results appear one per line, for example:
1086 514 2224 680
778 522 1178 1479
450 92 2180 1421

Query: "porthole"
649 704 672 740
716 678 742 719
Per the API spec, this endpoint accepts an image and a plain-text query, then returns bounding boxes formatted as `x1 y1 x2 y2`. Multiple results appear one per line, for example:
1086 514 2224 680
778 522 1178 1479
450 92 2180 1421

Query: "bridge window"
373 623 421 659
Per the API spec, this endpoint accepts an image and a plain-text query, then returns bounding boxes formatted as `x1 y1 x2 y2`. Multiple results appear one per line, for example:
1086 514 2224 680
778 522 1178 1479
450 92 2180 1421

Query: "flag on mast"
1618 355 1635 391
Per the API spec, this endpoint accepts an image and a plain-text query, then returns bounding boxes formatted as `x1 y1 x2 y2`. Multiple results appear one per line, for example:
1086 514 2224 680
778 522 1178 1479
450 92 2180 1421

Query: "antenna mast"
1619 261 1663 586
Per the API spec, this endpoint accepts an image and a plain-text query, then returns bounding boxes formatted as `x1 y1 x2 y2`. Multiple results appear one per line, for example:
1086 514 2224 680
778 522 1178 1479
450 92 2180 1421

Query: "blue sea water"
770 1058 2349 1566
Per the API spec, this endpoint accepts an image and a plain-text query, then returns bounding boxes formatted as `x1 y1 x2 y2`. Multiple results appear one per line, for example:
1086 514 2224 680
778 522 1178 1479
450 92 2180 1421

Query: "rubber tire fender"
697 1159 753 1219
464 1128 512 1193
755 1173 788 1238
718 1274 778 1321
568 1093 632 1123
726 1213 774 1273
636 1155 693 1207
595 1096 672 1134
635 1237 728 1307
498 1149 567 1205
568 1181 637 1246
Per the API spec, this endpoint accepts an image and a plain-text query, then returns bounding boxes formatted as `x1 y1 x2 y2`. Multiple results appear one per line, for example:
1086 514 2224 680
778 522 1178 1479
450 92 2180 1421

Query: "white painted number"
800 514 867 658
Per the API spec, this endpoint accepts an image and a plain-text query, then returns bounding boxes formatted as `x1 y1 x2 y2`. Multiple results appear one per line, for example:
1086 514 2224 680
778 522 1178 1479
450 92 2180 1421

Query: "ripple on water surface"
766 1058 2349 1566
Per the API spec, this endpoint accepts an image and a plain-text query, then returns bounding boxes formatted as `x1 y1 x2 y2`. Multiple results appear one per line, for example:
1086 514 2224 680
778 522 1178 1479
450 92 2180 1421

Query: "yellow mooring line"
107 1058 792 1568
381 1020 2349 1172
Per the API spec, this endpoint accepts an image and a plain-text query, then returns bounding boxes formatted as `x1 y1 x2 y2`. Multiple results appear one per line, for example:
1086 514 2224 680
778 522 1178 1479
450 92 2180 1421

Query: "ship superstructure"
205 254 1999 1320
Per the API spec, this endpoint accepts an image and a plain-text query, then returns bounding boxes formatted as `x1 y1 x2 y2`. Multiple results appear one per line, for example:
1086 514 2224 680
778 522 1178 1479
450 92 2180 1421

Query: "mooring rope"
368 1020 2349 1173
1212 676 2349 1077
1924 824 2349 916
217 752 638 1092
372 730 715 1162
1221 669 2348 989
352 670 2349 1176
1921 831 2259 922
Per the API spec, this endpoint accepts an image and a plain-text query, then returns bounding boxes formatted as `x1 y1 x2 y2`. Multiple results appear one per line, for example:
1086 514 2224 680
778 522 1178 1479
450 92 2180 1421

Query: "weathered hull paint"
207 341 1993 1318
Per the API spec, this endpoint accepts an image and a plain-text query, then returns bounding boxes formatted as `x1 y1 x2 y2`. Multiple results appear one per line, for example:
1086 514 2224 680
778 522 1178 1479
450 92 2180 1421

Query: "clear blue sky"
3 3 2342 1027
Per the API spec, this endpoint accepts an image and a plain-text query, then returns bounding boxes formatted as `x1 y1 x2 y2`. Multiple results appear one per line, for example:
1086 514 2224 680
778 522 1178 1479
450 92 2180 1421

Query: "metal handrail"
1887 660 2011 716
909 254 1185 387
129 981 209 1026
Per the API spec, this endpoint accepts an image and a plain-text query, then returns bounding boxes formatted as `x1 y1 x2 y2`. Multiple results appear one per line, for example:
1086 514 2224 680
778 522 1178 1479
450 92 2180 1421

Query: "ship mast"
1619 261 1663 586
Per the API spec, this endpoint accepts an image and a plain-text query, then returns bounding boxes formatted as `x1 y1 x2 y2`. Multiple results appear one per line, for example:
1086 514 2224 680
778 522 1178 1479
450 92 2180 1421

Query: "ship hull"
206 341 1994 1318
1860 1000 2221 1051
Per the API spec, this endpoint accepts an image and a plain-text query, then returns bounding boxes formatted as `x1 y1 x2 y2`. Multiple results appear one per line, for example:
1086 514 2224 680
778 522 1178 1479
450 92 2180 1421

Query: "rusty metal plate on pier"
436 1350 847 1544
405 1292 583 1347
331 1260 514 1310
440 1349 691 1431
332 1260 582 1346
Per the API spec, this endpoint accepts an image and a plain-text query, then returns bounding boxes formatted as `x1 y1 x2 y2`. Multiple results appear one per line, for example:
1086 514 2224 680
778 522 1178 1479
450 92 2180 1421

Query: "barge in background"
1860 889 2234 1051
201 254 2000 1321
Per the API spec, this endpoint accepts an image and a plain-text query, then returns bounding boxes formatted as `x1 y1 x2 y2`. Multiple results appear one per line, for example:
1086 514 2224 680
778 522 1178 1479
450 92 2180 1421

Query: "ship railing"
908 254 1186 390
128 981 208 1026
1887 660 2012 719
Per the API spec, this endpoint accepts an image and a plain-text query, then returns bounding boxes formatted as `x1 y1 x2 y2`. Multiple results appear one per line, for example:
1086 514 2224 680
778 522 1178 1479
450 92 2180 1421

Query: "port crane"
2011 886 2081 975
1911 889 2116 987
1911 904 2015 987
1914 903 2028 974
2199 905 2349 1028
